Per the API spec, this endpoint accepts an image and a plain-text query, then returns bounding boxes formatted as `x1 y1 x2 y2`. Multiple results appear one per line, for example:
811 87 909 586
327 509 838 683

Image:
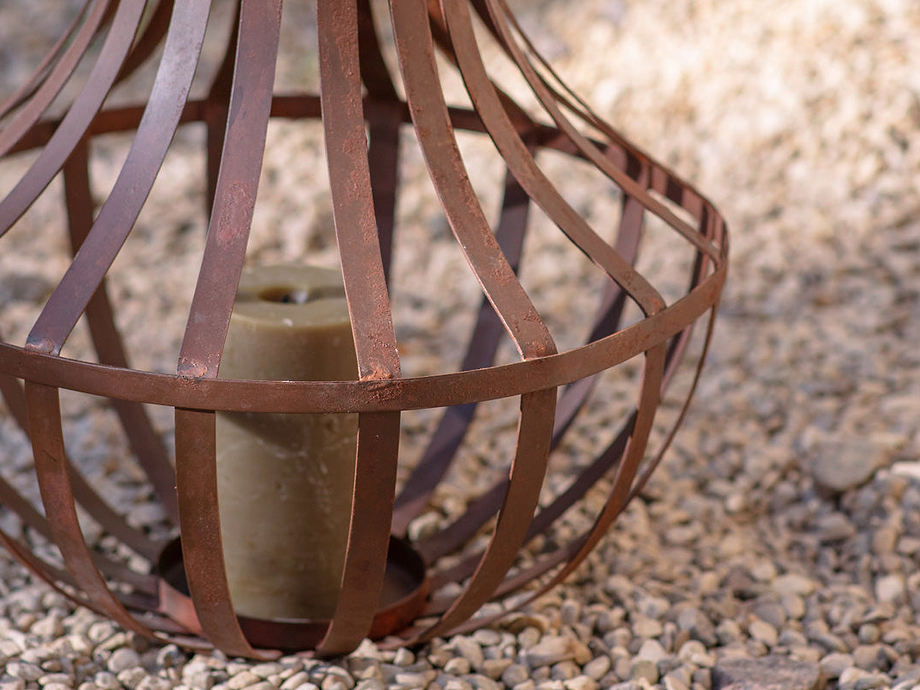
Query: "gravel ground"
3 1 920 689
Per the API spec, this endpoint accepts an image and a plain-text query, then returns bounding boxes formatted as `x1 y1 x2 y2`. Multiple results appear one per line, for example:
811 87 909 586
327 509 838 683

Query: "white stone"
875 574 907 604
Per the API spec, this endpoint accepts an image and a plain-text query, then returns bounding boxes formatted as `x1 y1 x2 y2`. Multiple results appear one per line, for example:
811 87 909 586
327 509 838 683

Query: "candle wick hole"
258 285 346 304
281 290 309 304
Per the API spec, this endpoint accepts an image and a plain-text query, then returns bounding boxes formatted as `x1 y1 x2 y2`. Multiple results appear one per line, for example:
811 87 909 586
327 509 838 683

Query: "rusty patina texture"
0 0 728 657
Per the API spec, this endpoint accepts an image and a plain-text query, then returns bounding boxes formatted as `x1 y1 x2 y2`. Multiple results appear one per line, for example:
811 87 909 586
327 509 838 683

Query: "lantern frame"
0 0 728 657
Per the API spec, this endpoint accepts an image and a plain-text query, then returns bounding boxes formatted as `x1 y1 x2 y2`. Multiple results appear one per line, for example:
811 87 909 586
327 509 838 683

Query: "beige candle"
216 265 358 621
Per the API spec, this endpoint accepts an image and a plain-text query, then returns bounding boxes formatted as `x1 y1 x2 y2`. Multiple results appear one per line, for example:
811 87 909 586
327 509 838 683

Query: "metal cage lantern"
0 0 728 658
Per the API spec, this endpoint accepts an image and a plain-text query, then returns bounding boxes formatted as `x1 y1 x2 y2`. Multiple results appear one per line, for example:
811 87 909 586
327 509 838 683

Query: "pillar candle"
216 265 358 621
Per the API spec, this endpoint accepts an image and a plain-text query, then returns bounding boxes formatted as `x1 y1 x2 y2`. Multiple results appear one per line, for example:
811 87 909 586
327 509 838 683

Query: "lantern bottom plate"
156 536 429 651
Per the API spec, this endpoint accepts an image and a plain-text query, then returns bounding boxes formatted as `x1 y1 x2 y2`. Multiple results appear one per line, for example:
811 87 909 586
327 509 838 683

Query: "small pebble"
748 618 779 647
502 665 531 688
819 653 854 679
92 673 120 690
136 678 172 690
444 658 471 675
452 637 485 670
562 677 598 690
280 672 312 690
228 671 260 689
525 636 579 668
630 659 658 684
582 657 610 681
875 575 907 605
116 667 147 690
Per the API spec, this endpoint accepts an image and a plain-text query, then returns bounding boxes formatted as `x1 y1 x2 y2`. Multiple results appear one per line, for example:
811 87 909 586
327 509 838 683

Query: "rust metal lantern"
0 0 728 658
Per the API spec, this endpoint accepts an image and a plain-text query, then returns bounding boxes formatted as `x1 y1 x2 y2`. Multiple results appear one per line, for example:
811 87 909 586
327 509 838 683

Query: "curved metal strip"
7 96 631 185
176 0 278 378
550 182 647 443
62 137 179 523
0 0 146 235
483 537 581 609
620 218 726 502
0 472 58 545
418 363 663 639
0 504 196 644
392 168 530 535
173 0 282 660
428 290 706 593
315 413 401 655
438 300 722 616
358 0 405 282
524 328 688 592
366 102 402 284
23 381 156 639
317 0 401 383
470 344 667 633
64 467 159 561
10 99 199 155
203 0 240 213
625 323 716 505
0 494 155 594
0 371 159 591
0 529 86 601
418 542 579 636
479 0 718 260
357 0 399 99
0 263 725 415
0 522 167 621
2 497 155 597
425 411 634 592
425 0 535 134
413 388 556 643
314 0 402 655
174 409 277 659
470 0 631 153
0 0 95 121
439 0 663 318
390 0 556 361
417 478 505 565
550 284 627 441
0 0 112 158
445 337 667 632
426 235 711 587
0 366 29 430
389 0 565 641
484 0 720 210
0 270 717 420
423 210 662 579
29 0 212 355
115 0 175 86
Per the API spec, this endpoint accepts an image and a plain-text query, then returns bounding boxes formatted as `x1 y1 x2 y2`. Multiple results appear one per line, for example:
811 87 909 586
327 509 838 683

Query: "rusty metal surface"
175 0 282 660
0 0 728 657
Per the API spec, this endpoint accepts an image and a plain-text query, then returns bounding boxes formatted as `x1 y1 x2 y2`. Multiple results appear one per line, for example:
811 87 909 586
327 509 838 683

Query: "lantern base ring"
156 536 429 651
